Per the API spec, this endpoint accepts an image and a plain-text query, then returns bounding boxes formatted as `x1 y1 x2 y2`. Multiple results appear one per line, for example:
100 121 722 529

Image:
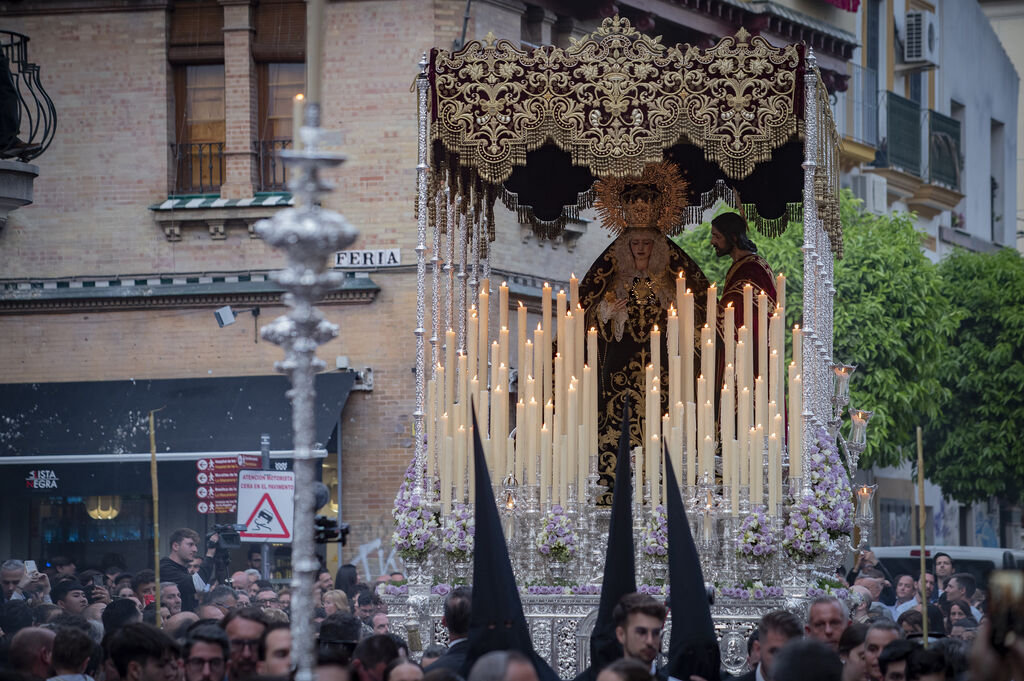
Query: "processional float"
387 17 875 677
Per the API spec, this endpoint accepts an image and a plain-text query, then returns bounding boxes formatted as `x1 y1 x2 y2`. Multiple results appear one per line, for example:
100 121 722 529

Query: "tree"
924 248 1024 504
674 191 955 469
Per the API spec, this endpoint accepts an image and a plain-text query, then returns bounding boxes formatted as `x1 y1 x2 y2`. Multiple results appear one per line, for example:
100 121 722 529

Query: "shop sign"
25 469 59 489
333 248 401 269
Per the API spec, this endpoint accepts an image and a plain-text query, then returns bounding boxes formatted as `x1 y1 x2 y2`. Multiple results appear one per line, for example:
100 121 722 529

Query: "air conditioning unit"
905 10 939 67
851 174 888 215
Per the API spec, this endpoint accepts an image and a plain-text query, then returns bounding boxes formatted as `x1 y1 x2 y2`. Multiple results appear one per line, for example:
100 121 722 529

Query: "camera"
209 523 247 550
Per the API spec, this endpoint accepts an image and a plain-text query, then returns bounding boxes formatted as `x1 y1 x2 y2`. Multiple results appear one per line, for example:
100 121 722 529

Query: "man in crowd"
431 586 471 673
351 634 400 681
371 612 390 635
107 623 180 681
160 582 182 617
920 573 937 604
160 528 218 613
132 570 156 607
8 626 56 681
258 621 292 675
49 557 77 580
878 639 919 681
355 590 382 625
53 581 89 615
933 554 953 594
944 573 982 620
254 586 280 611
221 607 267 681
247 547 263 574
891 575 918 618
47 626 95 681
737 610 802 681
865 620 903 681
805 597 848 652
468 650 540 681
612 593 666 672
183 624 230 681
3 561 53 607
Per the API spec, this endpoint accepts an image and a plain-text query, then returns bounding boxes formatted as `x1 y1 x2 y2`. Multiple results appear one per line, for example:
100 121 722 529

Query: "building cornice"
0 0 169 15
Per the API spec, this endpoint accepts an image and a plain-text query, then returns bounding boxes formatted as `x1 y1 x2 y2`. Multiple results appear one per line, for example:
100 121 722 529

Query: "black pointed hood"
586 398 637 677
664 446 721 681
460 410 560 681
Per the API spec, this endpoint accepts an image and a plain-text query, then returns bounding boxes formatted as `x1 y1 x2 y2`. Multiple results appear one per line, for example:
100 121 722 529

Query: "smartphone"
24 560 37 573
93 574 104 587
989 569 1024 652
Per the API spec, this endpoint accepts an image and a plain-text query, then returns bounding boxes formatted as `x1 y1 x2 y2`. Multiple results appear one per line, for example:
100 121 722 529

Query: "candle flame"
518 300 523 308
295 93 304 101
653 324 659 332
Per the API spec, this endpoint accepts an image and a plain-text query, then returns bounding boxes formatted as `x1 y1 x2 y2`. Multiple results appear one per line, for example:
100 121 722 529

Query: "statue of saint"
579 162 710 504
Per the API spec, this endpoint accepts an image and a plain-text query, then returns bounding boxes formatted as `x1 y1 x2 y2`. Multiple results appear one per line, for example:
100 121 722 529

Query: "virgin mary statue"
579 161 710 504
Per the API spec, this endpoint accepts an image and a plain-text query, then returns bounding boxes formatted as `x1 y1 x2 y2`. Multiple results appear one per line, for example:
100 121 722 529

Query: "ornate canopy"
427 16 841 255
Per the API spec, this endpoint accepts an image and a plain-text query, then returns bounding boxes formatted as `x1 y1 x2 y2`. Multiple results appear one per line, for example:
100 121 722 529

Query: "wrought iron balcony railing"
885 91 922 177
832 63 879 148
928 110 961 190
170 142 224 195
258 139 292 192
0 31 56 161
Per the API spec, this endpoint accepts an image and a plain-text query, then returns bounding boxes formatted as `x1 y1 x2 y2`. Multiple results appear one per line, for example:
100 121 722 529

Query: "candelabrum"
828 362 874 474
854 483 878 550
254 101 358 681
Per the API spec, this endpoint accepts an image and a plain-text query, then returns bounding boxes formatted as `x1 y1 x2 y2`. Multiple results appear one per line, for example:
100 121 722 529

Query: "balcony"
0 31 56 229
886 91 922 177
928 110 961 189
257 139 291 192
833 64 879 168
171 142 224 195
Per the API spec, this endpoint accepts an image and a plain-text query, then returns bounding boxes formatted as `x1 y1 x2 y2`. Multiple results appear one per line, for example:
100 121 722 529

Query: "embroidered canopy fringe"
430 19 802 184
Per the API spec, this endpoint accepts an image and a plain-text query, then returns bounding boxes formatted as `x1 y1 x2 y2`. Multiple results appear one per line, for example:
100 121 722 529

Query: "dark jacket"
159 555 216 613
430 639 469 675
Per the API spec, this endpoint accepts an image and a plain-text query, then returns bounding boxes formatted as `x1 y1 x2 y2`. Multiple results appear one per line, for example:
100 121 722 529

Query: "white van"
872 545 1024 590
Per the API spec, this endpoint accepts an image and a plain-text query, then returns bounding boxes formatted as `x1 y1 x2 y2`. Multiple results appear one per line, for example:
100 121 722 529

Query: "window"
257 63 305 191
173 64 225 194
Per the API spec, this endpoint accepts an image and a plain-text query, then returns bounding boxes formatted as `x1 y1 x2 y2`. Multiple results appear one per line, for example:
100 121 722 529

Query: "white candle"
743 284 753 333
542 283 552 410
758 290 768 381
292 93 305 151
651 324 661 387
706 283 717 333
499 281 509 331
478 281 489 383
776 272 786 311
738 387 751 486
685 402 697 486
517 302 527 383
682 289 694 406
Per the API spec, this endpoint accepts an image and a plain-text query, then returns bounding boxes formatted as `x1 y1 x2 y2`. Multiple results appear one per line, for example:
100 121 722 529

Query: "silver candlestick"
254 100 358 681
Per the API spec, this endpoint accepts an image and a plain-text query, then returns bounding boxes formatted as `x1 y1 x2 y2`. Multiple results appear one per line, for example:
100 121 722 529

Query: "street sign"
195 455 261 514
237 470 294 542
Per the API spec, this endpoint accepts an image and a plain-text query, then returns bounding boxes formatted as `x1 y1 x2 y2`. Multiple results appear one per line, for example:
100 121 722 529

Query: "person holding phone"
1 558 52 605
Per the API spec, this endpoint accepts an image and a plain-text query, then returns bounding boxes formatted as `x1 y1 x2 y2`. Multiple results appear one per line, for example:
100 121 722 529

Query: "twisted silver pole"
254 102 358 681
414 53 429 495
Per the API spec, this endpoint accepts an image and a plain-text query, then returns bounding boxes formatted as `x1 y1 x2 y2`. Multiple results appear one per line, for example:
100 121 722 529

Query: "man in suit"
431 586 472 673
733 610 802 681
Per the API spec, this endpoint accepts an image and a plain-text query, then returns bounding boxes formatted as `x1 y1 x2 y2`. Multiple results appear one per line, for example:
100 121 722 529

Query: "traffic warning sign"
237 470 294 543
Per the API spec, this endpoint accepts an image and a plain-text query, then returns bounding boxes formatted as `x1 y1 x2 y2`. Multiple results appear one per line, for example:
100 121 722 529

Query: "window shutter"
169 0 224 63
254 0 306 62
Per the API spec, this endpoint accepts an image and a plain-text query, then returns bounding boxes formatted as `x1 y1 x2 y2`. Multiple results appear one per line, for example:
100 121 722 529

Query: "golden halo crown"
593 161 690 236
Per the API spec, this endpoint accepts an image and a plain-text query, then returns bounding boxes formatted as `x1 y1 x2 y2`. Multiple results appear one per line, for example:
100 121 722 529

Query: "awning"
0 372 355 459
0 373 354 497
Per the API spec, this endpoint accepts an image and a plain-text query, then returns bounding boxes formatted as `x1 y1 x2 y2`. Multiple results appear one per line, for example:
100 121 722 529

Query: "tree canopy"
923 248 1024 504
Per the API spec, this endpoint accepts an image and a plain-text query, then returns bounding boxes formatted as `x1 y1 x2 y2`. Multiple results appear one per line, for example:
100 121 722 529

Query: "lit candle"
587 326 598 368
723 304 735 386
554 352 565 438
667 306 679 360
651 324 661 385
499 281 509 331
540 421 551 507
696 374 707 445
534 324 545 401
682 288 694 406
738 387 751 486
768 431 779 513
685 402 697 487
455 424 466 503
721 379 734 450
445 329 456 413
528 396 540 485
706 283 717 333
700 325 715 403
743 284 753 333
757 290 768 380
499 326 510 374
490 340 500 398
564 312 576 398
292 93 305 151
792 325 803 379
702 433 714 479
467 311 478 396
515 399 526 481
517 302 527 383
738 326 752 392
575 304 585 382
776 272 786 311
478 282 489 383
567 381 578 500
755 375 766 442
542 283 552 409
569 273 579 312
789 368 802 478
676 272 686 314
523 341 534 398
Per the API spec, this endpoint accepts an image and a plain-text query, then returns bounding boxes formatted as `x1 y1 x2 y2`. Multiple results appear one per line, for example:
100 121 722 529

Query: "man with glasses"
184 624 230 681
220 607 267 681
254 587 279 610
108 623 181 681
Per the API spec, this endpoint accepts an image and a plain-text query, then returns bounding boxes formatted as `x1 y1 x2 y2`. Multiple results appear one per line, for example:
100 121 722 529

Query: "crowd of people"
0 534 1021 681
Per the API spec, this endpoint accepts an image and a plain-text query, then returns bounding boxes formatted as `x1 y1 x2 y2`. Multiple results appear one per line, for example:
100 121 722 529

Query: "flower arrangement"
736 507 777 563
641 505 669 562
440 503 474 560
391 461 439 560
638 584 667 596
807 576 850 600
806 427 854 538
782 495 829 561
718 581 784 600
536 505 577 562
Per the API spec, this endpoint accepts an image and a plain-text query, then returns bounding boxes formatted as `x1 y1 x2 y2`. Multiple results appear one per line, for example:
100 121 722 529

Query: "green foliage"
674 191 955 471
925 248 1024 504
